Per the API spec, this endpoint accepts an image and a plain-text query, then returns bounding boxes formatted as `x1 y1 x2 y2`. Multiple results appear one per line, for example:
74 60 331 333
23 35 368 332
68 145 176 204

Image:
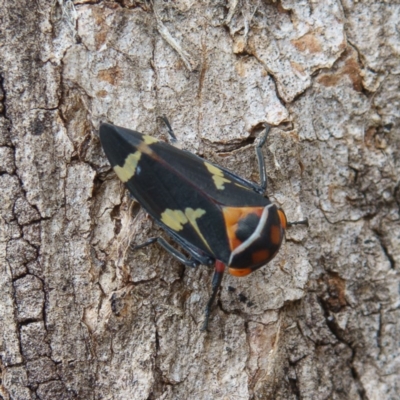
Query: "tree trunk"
1 1 399 399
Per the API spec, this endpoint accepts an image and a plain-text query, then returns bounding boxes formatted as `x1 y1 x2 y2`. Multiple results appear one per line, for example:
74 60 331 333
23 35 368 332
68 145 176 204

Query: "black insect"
100 117 307 330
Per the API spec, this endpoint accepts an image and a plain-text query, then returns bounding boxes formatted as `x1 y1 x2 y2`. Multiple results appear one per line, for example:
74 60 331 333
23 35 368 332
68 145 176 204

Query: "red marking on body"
222 207 264 251
229 268 252 277
251 249 270 265
270 225 282 245
215 260 225 273
277 209 287 230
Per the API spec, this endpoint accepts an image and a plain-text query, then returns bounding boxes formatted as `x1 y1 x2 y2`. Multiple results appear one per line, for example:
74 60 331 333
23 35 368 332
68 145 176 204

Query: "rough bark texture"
1 1 399 399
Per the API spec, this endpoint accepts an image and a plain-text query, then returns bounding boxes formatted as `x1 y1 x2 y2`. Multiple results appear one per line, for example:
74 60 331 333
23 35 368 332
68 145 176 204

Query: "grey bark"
1 1 399 399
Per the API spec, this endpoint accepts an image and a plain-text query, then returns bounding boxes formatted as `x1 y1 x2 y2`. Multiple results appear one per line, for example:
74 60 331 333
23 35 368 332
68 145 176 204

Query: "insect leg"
157 222 215 266
201 260 225 331
215 124 271 194
132 237 200 268
287 218 309 228
157 115 178 143
254 124 270 194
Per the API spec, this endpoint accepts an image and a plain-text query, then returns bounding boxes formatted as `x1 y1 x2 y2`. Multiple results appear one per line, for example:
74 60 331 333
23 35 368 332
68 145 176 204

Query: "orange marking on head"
222 207 264 251
270 225 282 245
228 268 252 277
251 249 270 265
277 209 287 230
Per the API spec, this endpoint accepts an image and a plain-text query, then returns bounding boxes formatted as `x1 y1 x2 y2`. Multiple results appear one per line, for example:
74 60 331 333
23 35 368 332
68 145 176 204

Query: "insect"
99 117 307 330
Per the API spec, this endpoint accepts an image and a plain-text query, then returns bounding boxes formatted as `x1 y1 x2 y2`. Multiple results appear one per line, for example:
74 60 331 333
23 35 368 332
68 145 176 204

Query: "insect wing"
100 123 143 172
149 141 269 207
100 124 231 262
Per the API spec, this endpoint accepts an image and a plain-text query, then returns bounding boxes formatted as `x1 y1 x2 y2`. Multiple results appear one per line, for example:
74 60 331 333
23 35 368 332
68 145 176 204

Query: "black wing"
100 123 270 263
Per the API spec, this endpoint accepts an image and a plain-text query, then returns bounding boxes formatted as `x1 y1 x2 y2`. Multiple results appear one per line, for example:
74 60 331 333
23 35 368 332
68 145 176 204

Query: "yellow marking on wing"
185 208 211 251
143 135 158 145
161 207 212 252
161 209 187 231
113 151 142 182
204 162 231 190
235 183 252 190
137 142 155 156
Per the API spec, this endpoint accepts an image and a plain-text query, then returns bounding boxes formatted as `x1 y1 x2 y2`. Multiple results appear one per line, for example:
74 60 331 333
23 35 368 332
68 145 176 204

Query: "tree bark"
1 1 399 399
